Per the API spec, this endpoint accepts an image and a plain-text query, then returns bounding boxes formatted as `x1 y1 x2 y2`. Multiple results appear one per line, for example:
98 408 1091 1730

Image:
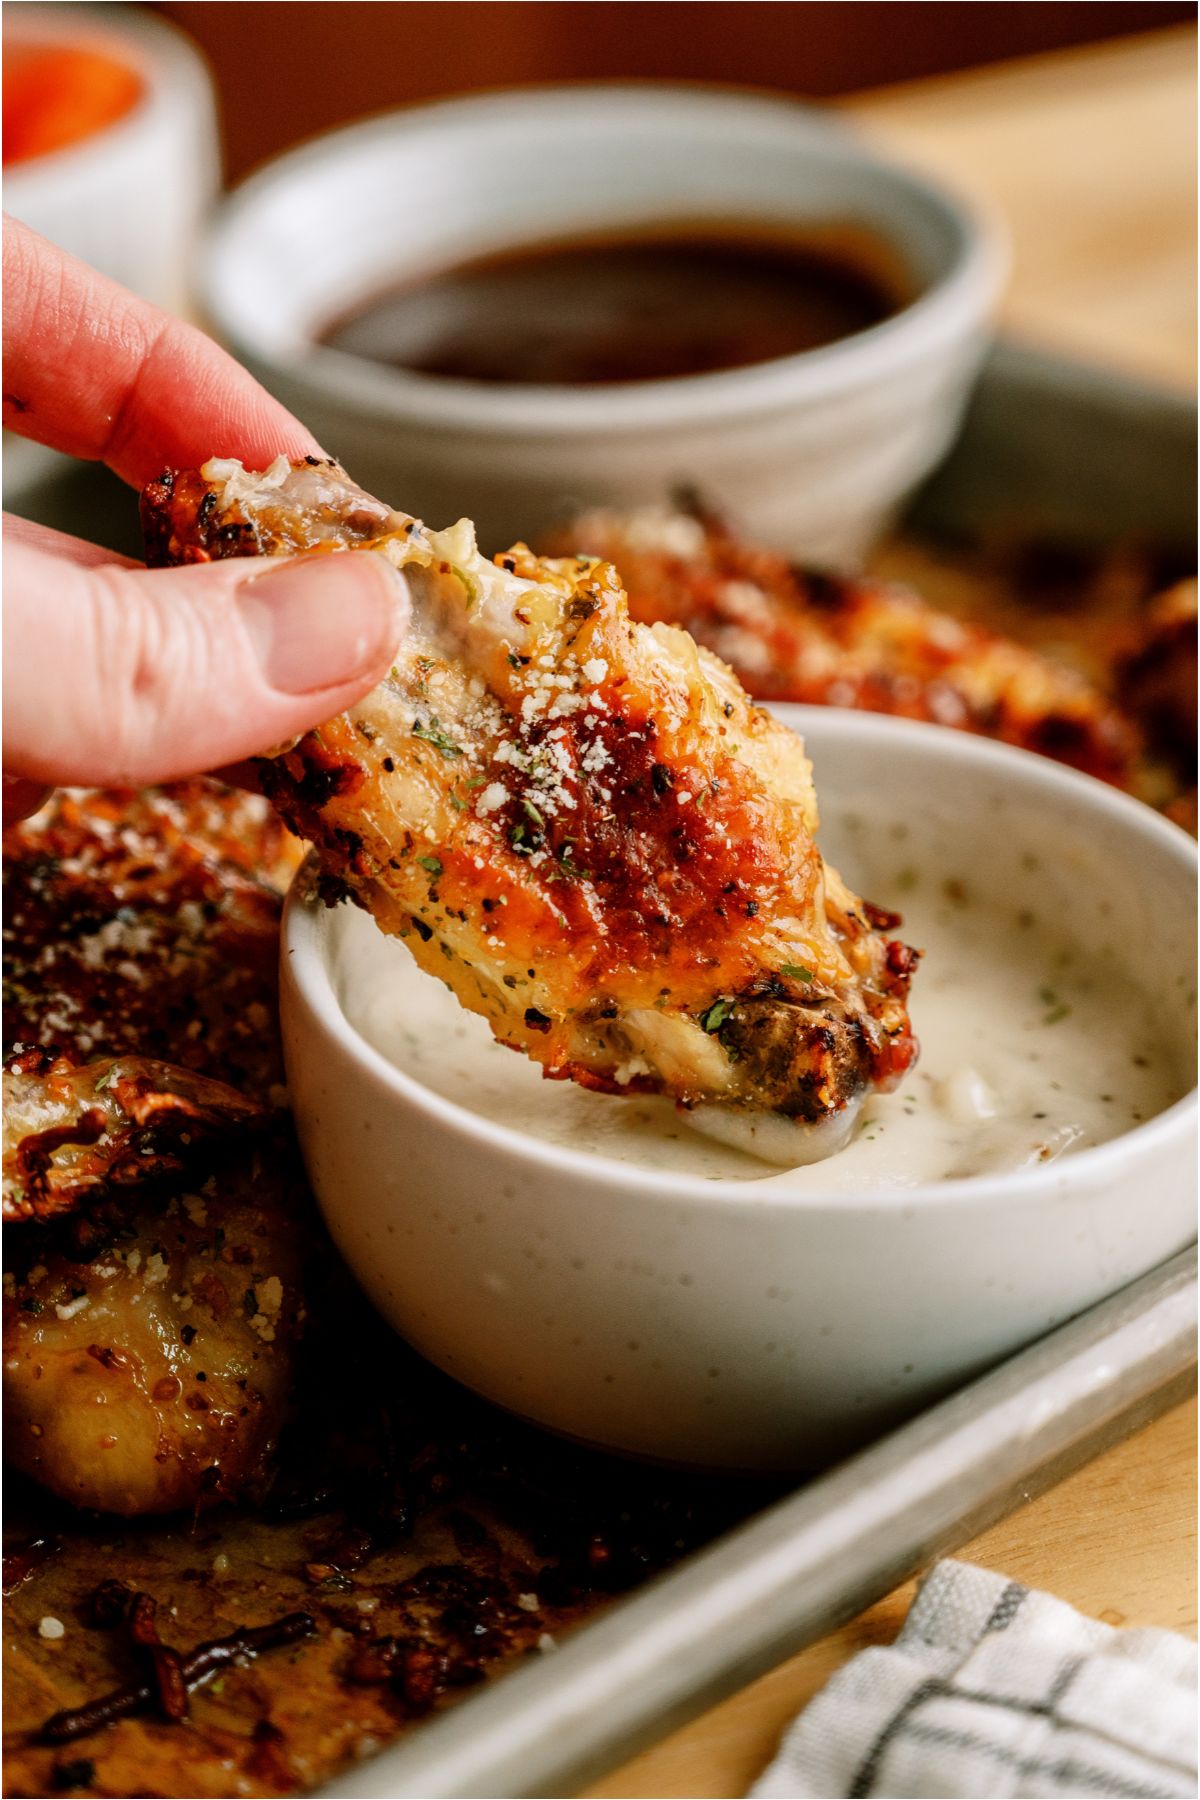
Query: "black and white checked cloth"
752 1559 1196 1799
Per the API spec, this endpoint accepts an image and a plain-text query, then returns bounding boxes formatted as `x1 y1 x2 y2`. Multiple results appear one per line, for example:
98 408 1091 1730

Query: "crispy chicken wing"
3 783 306 1515
3 783 299 1098
3 1051 266 1224
550 505 1139 785
4 1150 304 1515
142 458 917 1151
1117 579 1197 791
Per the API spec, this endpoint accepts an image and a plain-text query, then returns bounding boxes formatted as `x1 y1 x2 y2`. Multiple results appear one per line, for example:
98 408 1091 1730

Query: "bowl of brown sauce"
204 85 1005 560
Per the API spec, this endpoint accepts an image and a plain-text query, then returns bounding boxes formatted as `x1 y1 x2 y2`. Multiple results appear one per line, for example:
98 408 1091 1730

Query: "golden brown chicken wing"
1117 579 1197 793
551 503 1139 786
3 1050 266 1224
4 1148 304 1516
3 782 305 1516
3 782 300 1099
143 458 918 1151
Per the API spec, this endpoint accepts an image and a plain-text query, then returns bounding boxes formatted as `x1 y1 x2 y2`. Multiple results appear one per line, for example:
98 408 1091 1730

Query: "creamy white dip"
338 884 1185 1188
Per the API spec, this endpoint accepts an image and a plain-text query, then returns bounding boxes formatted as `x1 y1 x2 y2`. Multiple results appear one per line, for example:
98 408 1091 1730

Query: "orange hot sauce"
3 43 142 167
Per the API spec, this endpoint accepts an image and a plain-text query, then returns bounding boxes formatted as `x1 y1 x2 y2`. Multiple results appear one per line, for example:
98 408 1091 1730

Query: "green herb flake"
1043 1003 1071 1025
522 797 546 831
412 717 463 760
418 856 443 878
94 1064 118 1092
700 999 732 1033
779 964 814 982
559 842 592 881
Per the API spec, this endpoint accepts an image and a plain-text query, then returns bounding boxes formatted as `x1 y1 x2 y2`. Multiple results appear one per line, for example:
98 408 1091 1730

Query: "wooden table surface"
589 28 1198 1799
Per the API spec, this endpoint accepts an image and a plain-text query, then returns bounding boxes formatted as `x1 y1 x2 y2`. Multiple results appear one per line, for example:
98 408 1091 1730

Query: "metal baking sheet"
911 337 1196 554
314 344 1197 1798
324 1248 1196 1799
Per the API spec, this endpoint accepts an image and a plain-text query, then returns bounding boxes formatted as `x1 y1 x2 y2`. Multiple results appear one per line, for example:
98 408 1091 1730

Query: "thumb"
4 539 408 788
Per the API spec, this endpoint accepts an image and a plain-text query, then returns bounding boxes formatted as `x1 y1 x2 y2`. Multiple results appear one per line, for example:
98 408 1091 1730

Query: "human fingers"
4 511 141 568
4 539 408 788
2 217 320 488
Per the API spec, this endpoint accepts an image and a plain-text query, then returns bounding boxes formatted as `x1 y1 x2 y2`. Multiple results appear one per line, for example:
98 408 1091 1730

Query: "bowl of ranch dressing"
281 708 1196 1471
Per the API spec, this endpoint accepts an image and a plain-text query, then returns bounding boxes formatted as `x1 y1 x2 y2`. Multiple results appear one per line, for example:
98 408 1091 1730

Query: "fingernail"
3 774 51 826
239 553 407 695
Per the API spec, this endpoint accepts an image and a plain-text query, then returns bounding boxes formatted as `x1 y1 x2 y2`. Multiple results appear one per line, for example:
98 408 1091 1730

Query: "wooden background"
152 2 1194 180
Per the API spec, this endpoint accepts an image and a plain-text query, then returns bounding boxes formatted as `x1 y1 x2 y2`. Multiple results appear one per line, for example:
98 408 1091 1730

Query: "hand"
2 218 408 821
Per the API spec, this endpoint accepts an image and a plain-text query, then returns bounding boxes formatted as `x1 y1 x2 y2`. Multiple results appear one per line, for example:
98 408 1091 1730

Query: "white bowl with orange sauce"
204 85 1006 562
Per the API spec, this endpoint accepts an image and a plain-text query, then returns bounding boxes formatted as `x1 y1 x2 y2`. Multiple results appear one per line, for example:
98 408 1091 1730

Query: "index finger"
2 216 321 488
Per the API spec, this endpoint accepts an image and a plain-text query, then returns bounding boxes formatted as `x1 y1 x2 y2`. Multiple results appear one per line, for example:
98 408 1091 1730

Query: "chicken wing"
550 504 1139 785
1117 579 1197 791
3 1050 266 1224
143 459 918 1150
4 782 306 1514
4 1149 304 1515
3 782 299 1099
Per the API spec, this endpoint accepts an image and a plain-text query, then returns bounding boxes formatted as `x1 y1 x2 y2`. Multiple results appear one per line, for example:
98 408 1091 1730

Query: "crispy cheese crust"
3 783 299 1098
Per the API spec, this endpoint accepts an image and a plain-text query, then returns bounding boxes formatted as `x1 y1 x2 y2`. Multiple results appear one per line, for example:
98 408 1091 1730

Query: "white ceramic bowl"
3 3 220 502
280 711 1196 1471
205 87 1005 561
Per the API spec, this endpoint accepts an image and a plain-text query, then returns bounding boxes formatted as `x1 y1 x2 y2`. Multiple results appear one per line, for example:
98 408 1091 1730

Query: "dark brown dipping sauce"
321 225 908 386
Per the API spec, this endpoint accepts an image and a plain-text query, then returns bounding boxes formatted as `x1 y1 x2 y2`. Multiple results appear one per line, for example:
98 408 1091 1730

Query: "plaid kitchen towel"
752 1559 1197 1799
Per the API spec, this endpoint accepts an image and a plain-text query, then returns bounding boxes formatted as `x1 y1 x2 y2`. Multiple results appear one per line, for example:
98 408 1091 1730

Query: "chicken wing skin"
550 504 1139 786
143 459 917 1139
3 1149 304 1516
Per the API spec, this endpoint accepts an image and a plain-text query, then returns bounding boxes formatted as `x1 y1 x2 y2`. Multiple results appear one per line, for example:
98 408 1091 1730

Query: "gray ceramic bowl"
204 85 1006 560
